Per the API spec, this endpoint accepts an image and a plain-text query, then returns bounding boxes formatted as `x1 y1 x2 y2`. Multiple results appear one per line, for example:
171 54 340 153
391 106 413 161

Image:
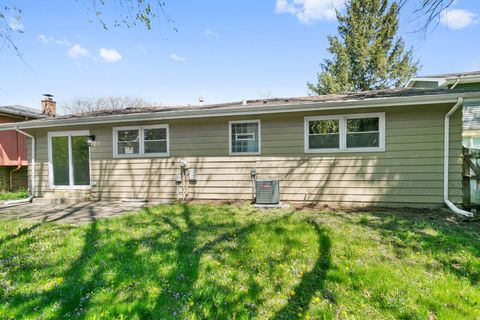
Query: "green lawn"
0 189 29 201
0 204 479 319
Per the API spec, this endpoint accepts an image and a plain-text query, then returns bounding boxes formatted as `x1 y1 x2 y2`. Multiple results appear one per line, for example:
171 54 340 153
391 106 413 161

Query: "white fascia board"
1 91 480 131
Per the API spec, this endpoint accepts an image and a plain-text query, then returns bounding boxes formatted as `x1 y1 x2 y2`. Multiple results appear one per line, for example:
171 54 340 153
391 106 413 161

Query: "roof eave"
1 91 480 131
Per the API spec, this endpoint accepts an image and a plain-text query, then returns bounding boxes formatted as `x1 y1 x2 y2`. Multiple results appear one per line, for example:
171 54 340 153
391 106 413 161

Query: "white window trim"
47 130 91 190
304 112 385 153
113 124 170 158
229 120 261 155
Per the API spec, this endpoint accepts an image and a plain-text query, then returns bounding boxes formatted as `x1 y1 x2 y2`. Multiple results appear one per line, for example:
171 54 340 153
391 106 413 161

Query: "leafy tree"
308 0 419 95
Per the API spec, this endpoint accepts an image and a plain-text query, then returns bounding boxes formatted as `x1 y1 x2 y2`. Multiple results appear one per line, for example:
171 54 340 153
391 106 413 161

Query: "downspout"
14 127 34 201
444 97 474 218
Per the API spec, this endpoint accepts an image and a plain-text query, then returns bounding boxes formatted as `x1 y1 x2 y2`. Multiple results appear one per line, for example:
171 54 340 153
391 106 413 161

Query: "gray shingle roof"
0 105 44 119
52 87 480 120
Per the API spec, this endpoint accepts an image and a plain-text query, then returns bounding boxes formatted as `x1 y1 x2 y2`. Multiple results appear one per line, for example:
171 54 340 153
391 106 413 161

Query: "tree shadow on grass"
149 204 295 319
271 217 331 320
1 220 101 318
2 207 178 319
0 223 42 247
2 204 329 319
337 210 480 286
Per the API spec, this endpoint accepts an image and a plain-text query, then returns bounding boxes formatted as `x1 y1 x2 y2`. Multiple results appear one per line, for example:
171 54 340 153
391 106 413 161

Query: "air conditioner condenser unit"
255 179 280 205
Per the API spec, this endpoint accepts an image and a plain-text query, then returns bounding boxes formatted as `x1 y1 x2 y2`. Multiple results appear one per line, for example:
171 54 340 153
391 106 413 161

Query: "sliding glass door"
49 132 90 187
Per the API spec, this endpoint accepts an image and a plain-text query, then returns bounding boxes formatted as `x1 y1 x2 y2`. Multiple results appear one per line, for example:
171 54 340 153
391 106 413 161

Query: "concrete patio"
0 201 159 225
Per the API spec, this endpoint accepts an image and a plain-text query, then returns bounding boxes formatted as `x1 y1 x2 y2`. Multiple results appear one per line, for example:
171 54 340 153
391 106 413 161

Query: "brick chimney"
41 94 56 117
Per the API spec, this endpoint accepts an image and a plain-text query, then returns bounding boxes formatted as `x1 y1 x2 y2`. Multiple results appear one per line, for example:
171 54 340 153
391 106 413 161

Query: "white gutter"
14 127 35 199
444 97 474 218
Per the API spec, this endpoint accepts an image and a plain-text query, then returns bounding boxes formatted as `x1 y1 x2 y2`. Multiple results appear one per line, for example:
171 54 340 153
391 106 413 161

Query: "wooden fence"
463 147 480 210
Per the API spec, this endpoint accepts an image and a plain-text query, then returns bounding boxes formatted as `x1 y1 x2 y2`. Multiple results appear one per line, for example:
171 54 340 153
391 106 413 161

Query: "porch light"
86 135 96 147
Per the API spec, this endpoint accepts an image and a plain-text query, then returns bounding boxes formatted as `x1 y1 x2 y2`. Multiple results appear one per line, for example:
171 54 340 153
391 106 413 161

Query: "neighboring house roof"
405 71 480 88
405 72 480 132
1 87 480 130
0 105 45 120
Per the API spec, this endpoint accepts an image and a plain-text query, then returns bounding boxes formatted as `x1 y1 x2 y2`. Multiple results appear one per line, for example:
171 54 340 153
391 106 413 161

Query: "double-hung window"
229 120 261 155
305 113 385 152
113 124 169 157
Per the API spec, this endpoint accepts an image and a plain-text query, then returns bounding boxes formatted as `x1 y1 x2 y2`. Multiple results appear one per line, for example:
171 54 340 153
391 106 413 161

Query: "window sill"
229 152 261 156
49 185 92 190
113 153 170 159
305 148 385 154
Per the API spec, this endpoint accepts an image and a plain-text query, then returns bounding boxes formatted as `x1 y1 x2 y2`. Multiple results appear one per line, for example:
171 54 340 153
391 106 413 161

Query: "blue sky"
0 0 479 112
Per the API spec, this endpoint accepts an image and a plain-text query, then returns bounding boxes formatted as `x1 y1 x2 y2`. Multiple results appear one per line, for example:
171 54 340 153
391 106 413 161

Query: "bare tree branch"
406 0 455 35
0 1 175 62
0 5 26 60
60 96 157 115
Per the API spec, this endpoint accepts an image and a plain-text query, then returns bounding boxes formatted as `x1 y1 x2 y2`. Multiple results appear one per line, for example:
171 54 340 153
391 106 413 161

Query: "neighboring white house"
405 71 480 149
406 72 480 206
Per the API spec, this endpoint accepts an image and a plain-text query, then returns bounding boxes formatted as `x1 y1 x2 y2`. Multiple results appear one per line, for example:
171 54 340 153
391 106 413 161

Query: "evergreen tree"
308 0 419 95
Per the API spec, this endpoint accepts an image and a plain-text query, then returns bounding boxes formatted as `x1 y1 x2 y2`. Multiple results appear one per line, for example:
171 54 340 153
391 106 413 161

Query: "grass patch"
0 204 479 319
0 189 29 201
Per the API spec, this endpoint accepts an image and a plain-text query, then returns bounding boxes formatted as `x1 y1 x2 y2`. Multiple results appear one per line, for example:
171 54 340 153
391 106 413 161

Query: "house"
405 71 480 148
1 88 480 215
0 105 44 191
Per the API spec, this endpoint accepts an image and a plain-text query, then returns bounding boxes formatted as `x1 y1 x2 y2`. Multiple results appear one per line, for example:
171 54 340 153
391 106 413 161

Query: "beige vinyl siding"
27 103 463 208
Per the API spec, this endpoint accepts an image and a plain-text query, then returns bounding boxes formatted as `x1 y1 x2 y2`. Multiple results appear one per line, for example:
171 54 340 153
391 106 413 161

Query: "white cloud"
171 53 186 62
37 34 53 44
55 39 71 46
99 48 122 62
68 44 90 58
8 17 24 31
275 0 344 24
440 8 477 29
205 30 219 38
38 34 71 47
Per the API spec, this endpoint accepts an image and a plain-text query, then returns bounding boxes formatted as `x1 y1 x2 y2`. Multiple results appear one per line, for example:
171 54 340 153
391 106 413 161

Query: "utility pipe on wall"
14 127 35 198
444 97 474 218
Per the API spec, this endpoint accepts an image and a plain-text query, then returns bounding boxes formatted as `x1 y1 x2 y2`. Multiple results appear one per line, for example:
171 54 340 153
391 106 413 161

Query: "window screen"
144 128 168 154
117 129 140 155
346 117 379 148
308 119 340 149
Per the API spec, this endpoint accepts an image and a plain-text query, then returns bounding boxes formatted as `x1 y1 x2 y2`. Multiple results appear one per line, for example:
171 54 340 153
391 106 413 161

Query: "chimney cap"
43 93 54 100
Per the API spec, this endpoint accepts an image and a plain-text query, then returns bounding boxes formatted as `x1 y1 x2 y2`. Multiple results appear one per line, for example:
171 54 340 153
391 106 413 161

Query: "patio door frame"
47 130 91 189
